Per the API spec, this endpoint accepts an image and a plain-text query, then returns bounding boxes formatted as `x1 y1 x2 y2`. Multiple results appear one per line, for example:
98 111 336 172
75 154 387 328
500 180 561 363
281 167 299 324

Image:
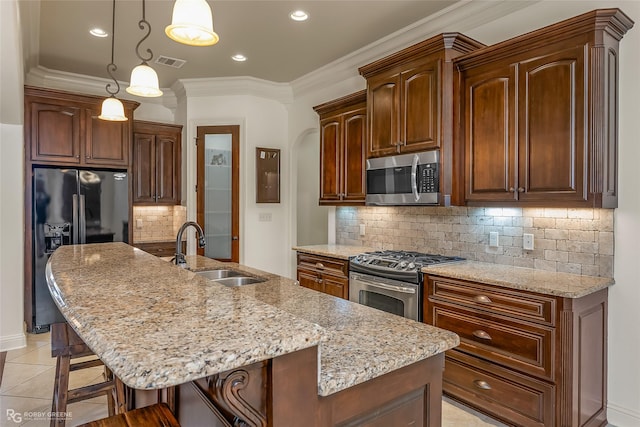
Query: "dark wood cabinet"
133 120 182 205
313 91 366 205
133 241 185 257
455 9 633 208
25 86 138 168
425 274 608 427
296 252 349 299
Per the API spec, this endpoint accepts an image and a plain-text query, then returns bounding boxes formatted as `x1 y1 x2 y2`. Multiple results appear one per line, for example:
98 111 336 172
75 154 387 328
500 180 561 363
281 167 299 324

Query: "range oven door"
349 272 420 321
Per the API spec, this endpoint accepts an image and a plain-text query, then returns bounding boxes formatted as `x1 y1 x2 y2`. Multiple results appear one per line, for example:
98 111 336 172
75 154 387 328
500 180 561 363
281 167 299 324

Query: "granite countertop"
47 242 458 396
292 244 377 260
422 260 614 298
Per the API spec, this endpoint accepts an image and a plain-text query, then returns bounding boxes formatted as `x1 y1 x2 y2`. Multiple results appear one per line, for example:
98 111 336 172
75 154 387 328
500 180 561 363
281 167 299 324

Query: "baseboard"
608 402 640 427
0 333 26 352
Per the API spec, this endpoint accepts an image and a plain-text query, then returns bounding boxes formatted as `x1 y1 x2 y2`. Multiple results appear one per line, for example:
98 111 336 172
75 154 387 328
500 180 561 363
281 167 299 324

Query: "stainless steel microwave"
366 151 440 205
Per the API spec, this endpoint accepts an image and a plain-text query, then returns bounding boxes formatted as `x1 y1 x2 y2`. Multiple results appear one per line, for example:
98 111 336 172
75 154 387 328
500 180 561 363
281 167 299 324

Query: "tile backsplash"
336 207 614 278
133 205 187 242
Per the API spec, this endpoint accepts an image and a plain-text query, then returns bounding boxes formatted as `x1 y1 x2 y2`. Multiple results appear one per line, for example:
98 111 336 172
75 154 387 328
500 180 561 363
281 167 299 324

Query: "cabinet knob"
315 262 325 269
473 295 492 304
473 380 492 390
509 187 515 192
518 187 525 193
472 330 492 340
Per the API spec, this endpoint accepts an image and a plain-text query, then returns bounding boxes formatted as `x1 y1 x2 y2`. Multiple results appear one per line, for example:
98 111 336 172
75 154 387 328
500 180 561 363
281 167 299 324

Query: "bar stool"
76 403 180 427
50 322 118 427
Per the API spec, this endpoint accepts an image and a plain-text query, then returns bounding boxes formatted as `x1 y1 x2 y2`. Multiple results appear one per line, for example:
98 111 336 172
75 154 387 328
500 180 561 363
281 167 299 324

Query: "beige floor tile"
7 346 56 367
0 395 50 426
5 340 48 363
0 367 55 400
0 364 52 395
443 397 507 427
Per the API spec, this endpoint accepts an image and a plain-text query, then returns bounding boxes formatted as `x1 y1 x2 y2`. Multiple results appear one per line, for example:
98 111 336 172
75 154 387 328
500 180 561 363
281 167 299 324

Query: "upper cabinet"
25 86 138 168
455 9 634 208
313 91 367 205
132 120 182 205
359 33 485 159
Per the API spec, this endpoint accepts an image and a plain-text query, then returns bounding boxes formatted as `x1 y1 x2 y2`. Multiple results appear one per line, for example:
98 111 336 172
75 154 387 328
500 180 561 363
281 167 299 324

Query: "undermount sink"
195 269 244 280
194 269 266 287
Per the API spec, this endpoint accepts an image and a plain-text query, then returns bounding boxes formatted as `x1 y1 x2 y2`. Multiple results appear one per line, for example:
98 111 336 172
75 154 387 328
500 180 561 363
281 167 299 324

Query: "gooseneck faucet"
175 221 206 267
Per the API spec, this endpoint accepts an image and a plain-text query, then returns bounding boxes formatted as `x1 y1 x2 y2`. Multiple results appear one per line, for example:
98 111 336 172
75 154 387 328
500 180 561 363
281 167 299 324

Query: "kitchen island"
46 243 459 426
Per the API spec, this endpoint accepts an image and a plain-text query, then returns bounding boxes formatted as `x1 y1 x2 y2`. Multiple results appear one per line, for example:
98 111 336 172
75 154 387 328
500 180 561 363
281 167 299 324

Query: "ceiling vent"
155 56 186 69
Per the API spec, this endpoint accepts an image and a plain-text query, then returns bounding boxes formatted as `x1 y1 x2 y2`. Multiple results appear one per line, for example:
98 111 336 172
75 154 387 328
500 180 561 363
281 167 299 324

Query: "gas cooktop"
349 250 465 282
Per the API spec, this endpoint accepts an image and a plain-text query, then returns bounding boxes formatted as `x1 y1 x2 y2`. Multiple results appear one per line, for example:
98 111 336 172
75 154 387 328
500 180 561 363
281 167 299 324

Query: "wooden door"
464 65 518 203
132 133 156 203
517 45 586 203
155 135 181 204
341 108 366 202
367 73 400 158
84 108 130 167
196 125 240 262
400 59 441 152
29 102 81 164
318 116 341 202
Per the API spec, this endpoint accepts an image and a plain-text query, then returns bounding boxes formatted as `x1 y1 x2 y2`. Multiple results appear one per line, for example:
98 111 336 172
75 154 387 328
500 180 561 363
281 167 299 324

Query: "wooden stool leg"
114 377 127 414
51 354 71 427
104 367 115 416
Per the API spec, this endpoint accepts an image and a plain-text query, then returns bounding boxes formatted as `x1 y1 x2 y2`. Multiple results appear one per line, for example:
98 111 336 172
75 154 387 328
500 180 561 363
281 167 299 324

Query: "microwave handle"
411 154 420 202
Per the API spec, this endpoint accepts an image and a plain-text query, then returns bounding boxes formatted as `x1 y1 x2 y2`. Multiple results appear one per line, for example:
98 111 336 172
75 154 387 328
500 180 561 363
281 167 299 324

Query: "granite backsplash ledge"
336 206 613 278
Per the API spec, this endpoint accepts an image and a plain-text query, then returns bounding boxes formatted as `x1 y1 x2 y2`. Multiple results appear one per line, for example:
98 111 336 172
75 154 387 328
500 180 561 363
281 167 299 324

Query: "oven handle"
411 154 419 202
355 277 417 294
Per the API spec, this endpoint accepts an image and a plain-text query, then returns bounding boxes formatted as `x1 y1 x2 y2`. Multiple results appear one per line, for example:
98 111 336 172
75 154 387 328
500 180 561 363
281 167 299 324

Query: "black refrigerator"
32 167 129 333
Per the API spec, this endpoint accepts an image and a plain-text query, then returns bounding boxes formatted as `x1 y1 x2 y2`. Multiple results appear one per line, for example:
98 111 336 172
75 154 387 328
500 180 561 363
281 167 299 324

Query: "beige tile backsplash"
133 205 187 243
336 207 614 278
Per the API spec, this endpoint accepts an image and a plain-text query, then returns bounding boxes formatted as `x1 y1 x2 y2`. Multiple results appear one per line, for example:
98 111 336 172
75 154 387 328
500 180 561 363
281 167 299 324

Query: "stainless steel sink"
211 276 266 287
194 269 244 280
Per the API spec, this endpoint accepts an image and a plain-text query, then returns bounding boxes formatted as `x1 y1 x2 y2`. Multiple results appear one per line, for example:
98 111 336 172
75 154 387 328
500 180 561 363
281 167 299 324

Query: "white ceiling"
25 0 461 88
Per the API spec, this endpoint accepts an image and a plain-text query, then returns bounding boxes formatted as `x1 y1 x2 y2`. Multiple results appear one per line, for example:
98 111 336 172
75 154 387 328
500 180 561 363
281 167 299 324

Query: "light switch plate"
136 219 143 229
523 233 535 250
259 212 272 222
489 232 499 248
359 224 366 236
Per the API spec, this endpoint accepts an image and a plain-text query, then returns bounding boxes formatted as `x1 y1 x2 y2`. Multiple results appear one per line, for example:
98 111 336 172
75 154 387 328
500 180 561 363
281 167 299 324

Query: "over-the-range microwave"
365 150 443 206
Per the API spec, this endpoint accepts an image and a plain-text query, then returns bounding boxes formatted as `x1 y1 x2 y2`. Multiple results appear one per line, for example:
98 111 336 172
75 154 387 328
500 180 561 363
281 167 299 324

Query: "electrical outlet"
136 219 143 229
523 233 535 250
359 224 366 236
489 232 499 248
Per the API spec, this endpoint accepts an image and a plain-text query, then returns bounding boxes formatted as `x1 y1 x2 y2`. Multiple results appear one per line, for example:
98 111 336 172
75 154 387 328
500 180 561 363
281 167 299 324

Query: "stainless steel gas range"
349 250 464 321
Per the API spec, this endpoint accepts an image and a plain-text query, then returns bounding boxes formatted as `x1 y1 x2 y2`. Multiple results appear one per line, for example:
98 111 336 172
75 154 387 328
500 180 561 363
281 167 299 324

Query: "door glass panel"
204 134 232 259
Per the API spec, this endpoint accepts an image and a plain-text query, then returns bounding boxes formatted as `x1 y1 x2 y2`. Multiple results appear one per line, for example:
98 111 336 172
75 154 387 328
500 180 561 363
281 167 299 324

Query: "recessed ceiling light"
90 28 108 38
232 54 247 62
289 10 309 21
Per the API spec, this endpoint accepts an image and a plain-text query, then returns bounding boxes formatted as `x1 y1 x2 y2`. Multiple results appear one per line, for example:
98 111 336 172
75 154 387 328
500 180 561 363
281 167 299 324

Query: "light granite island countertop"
47 242 459 426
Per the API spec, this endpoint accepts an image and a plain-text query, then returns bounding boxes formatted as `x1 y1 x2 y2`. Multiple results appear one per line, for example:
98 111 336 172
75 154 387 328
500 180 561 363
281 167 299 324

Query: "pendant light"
165 0 219 46
99 0 127 121
126 0 163 97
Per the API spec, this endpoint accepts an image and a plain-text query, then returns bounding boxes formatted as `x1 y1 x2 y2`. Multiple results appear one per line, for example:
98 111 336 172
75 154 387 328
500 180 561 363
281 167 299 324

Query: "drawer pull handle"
315 262 325 269
472 330 492 340
473 380 492 390
474 295 492 304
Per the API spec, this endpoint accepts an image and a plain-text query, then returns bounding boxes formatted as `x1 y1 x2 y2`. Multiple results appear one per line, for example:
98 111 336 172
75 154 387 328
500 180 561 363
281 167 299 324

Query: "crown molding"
25 65 178 112
175 76 294 104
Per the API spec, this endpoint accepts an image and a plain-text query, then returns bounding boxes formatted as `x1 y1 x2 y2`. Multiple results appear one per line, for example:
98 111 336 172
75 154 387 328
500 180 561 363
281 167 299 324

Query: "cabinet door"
297 269 324 293
155 135 181 204
29 102 81 164
84 109 130 166
517 46 586 203
367 74 400 158
464 66 517 203
319 117 342 202
400 60 441 152
133 133 156 203
322 274 348 299
341 108 366 202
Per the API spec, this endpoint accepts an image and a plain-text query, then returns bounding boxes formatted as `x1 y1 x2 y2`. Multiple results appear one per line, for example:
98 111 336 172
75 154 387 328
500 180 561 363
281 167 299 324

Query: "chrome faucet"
175 221 206 267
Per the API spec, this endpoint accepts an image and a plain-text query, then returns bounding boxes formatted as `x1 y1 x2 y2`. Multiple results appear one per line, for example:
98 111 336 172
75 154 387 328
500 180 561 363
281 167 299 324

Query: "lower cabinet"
134 241 185 257
296 253 349 299
425 275 608 427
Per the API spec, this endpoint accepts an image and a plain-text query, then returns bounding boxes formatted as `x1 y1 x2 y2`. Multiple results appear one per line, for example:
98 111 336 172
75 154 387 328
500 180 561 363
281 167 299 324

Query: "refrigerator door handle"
79 194 86 244
72 194 79 244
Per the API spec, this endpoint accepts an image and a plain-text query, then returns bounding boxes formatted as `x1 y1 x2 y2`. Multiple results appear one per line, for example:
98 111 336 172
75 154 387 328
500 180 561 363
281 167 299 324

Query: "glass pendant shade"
126 63 163 97
165 0 219 46
99 97 127 121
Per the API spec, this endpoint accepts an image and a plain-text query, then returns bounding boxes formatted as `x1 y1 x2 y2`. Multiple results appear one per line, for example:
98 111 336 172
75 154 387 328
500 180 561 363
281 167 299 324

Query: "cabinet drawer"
432 303 553 380
444 351 554 427
297 253 348 278
427 276 556 325
297 266 349 299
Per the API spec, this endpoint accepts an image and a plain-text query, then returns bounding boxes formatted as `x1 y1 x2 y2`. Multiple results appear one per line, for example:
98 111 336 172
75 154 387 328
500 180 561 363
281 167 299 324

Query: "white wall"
0 0 26 351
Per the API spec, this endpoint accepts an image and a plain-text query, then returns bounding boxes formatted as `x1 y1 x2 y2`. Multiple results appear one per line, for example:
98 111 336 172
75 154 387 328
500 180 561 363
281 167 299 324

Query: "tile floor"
1 333 507 427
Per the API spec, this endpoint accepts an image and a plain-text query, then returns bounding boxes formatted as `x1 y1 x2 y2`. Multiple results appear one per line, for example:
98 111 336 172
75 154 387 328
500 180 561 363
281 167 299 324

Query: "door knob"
232 236 239 240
